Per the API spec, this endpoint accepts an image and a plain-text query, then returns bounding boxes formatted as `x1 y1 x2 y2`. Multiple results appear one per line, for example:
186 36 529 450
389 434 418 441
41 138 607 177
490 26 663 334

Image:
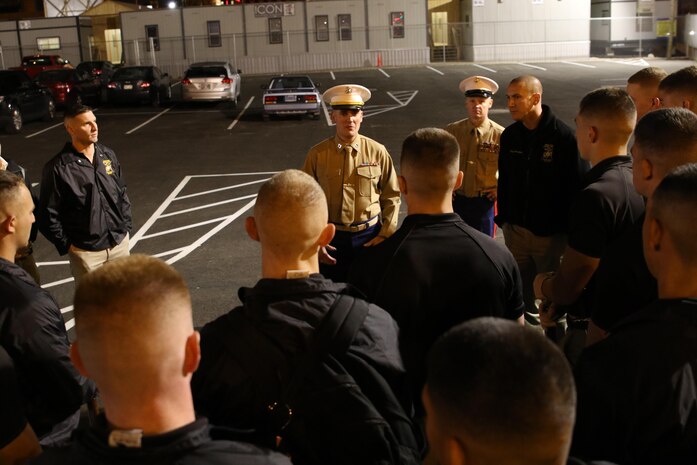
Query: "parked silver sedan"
181 61 241 105
262 75 321 121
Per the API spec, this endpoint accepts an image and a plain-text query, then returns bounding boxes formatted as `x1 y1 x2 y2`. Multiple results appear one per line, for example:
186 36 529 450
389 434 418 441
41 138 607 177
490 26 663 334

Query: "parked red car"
13 55 72 79
35 69 102 107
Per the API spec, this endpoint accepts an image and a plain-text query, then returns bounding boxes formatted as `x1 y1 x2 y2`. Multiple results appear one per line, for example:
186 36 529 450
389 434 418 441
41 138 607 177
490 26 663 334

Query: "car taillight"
107 82 117 89
221 77 232 84
181 78 191 85
139 81 151 88
54 83 68 89
264 96 278 104
303 95 318 103
93 69 102 75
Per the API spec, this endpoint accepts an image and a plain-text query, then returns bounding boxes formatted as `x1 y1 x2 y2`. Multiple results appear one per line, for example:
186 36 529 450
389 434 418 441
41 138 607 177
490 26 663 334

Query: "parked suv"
13 55 72 79
181 61 241 105
0 70 55 133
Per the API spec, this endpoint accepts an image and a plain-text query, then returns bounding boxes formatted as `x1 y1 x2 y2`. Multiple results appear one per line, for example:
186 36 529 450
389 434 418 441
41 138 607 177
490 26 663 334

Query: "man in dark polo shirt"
349 128 524 411
657 65 697 112
533 88 644 359
497 75 588 317
571 164 697 464
587 108 697 345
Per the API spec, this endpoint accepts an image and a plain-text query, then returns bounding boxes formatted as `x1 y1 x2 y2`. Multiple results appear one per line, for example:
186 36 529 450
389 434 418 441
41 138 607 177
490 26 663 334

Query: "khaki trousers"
69 233 130 284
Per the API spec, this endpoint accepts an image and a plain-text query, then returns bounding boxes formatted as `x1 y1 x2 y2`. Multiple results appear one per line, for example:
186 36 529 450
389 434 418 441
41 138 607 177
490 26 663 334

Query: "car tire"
262 113 270 122
6 107 22 133
42 98 56 122
165 85 172 101
311 112 320 120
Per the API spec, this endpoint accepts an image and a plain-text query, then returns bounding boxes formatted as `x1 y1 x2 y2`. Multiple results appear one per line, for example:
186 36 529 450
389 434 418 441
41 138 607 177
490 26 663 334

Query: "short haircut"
650 163 697 262
74 254 191 348
509 75 543 95
401 128 460 197
426 317 576 445
0 170 24 213
578 87 636 123
64 104 93 120
658 66 697 96
634 108 697 175
627 67 667 86
254 169 328 256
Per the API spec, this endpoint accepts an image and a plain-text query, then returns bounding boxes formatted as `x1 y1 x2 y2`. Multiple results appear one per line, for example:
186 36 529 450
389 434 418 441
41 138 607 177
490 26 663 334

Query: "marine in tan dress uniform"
445 76 503 237
303 84 400 281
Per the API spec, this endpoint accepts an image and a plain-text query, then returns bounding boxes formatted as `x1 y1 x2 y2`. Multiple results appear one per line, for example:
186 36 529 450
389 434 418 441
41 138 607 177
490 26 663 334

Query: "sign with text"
254 3 295 18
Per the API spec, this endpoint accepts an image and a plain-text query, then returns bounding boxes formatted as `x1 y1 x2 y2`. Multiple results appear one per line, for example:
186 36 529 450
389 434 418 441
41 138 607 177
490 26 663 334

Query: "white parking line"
25 121 64 139
378 68 390 78
175 178 268 200
37 260 69 266
140 216 232 240
322 100 333 126
473 64 497 73
65 318 75 331
330 71 336 80
518 62 547 71
561 61 596 69
42 277 74 289
160 193 257 218
61 305 73 314
426 66 445 75
227 96 255 130
125 106 173 134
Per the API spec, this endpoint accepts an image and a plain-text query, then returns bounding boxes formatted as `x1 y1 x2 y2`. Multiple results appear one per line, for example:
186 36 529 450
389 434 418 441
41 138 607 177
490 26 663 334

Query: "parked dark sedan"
35 68 102 107
0 70 55 133
107 66 171 106
76 60 116 87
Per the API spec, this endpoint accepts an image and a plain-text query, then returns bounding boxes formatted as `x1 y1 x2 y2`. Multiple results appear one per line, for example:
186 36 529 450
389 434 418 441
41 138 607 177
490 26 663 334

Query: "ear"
647 216 663 253
0 215 15 234
70 341 90 378
245 216 260 242
589 125 599 144
442 436 468 465
532 93 541 106
183 331 201 376
318 223 335 248
397 175 407 194
639 157 653 183
454 171 464 191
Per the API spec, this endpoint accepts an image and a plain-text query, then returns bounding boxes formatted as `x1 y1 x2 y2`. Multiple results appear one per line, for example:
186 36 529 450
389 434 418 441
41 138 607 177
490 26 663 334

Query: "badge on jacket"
103 159 114 175
542 144 554 163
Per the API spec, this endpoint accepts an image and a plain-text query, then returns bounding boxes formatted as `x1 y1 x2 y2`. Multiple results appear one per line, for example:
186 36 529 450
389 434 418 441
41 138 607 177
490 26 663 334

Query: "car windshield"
37 70 73 82
113 67 151 80
23 57 52 66
270 77 313 89
186 67 228 78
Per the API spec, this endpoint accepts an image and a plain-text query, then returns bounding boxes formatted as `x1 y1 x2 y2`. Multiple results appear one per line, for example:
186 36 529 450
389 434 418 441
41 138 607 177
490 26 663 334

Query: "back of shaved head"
578 87 636 144
649 163 697 263
401 128 460 199
254 169 329 259
634 108 697 178
628 67 667 86
74 254 193 391
658 66 697 97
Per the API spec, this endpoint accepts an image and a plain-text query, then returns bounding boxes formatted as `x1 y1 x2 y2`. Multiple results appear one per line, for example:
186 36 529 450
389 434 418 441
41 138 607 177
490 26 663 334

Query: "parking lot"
1 56 693 332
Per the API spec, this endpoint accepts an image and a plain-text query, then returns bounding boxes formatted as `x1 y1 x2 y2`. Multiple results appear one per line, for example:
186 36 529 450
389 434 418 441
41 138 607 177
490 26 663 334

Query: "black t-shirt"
591 214 658 331
348 213 524 407
566 156 645 314
0 346 27 449
572 298 697 464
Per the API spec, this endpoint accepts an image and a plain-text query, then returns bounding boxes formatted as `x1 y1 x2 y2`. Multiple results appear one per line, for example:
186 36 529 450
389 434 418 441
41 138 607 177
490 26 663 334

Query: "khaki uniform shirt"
445 118 504 197
303 134 400 238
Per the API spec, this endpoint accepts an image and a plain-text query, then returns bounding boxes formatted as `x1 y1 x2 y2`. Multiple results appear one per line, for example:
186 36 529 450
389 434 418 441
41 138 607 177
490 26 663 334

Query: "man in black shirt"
0 171 95 447
572 164 697 464
533 88 644 357
587 108 697 344
497 75 588 316
349 128 524 411
38 105 131 283
33 255 290 465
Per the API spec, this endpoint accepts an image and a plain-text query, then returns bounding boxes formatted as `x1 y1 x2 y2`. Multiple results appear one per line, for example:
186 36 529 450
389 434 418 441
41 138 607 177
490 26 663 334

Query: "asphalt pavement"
1 56 692 332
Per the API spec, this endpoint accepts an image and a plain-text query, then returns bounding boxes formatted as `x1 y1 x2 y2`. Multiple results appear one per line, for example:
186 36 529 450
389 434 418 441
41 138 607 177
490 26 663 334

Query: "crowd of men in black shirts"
1 65 697 465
